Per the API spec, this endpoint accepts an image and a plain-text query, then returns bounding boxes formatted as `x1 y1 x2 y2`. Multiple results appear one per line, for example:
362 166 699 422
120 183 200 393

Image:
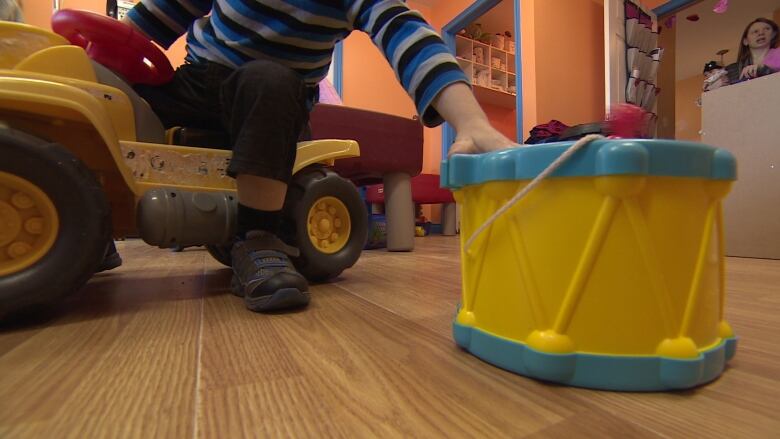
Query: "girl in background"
737 18 780 80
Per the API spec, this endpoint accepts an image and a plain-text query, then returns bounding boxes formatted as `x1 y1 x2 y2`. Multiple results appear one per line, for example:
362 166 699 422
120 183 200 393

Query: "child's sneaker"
97 241 122 273
230 231 309 312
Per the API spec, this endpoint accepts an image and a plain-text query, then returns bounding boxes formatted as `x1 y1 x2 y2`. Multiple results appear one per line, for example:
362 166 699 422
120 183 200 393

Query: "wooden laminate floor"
1 237 778 438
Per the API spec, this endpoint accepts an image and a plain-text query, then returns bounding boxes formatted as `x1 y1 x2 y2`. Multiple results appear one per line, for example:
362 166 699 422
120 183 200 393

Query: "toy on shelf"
442 133 738 391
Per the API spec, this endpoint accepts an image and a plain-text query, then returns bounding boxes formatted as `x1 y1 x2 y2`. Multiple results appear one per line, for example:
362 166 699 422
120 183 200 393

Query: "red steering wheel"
51 9 174 86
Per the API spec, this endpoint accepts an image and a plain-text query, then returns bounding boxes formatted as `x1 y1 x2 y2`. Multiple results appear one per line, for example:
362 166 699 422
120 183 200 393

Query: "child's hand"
432 83 516 155
449 121 516 156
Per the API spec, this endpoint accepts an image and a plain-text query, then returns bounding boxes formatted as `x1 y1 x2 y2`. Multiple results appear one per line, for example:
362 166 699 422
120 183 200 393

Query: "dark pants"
135 60 313 183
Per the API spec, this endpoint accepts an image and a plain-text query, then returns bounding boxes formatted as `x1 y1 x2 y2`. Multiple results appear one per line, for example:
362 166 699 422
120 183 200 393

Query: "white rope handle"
464 134 605 253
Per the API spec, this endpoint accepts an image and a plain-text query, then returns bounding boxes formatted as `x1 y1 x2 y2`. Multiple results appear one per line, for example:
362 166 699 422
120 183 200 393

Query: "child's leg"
219 60 312 312
136 59 311 312
95 63 224 271
134 61 224 130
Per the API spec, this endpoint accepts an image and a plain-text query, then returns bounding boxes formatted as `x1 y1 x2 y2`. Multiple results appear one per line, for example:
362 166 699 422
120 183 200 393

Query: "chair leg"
456 203 462 234
383 172 415 251
442 202 457 236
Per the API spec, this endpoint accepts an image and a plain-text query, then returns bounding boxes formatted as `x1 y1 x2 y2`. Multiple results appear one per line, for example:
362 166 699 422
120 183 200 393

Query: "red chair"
365 174 457 236
310 104 424 251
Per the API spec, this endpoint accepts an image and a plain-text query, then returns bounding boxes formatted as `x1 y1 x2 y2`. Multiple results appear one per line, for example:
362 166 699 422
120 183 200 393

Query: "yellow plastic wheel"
287 167 366 281
1 126 111 318
0 171 59 277
307 196 351 254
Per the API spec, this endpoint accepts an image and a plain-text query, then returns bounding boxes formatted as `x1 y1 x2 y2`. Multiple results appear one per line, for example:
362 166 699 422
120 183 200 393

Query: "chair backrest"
91 61 166 144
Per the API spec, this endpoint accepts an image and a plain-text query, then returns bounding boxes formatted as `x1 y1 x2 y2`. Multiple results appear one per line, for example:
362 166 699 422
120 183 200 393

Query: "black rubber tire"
283 167 367 281
206 243 232 267
0 126 111 319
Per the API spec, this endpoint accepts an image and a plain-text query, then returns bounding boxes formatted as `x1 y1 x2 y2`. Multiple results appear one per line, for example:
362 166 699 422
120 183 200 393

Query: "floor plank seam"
192 289 205 439
330 282 411 320
328 282 455 345
620 413 672 438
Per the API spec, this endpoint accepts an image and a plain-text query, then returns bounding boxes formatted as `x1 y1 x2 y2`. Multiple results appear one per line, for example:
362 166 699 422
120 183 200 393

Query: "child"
124 0 513 312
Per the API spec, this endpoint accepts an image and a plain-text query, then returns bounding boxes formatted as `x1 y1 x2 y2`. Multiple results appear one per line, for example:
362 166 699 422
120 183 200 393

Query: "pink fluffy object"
606 104 648 139
764 48 780 71
713 0 729 14
318 79 343 105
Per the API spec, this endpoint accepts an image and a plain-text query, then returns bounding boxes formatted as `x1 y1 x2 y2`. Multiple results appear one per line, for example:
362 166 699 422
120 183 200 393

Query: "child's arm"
349 0 514 154
123 0 213 49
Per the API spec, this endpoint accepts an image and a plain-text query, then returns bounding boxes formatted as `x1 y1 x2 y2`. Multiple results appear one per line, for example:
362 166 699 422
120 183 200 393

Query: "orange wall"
342 0 535 175
534 0 605 127
342 31 418 119
166 35 188 68
21 0 187 67
19 0 51 29
342 1 447 175
23 0 107 29
483 104 518 140
674 74 702 142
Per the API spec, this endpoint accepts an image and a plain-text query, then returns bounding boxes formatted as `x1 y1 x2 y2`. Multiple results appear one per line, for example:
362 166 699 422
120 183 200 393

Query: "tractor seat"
92 62 233 150
91 62 167 144
167 127 232 150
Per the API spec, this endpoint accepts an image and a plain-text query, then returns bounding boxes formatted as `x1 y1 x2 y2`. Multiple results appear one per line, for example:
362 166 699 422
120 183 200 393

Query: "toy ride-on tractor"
0 10 367 317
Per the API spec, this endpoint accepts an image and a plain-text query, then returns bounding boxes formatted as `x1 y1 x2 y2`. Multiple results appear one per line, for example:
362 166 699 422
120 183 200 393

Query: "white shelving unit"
455 34 517 108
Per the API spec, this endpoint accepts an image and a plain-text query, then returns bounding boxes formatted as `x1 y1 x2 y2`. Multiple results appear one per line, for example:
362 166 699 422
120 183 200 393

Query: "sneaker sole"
96 253 123 273
246 288 310 312
231 276 243 297
231 275 310 312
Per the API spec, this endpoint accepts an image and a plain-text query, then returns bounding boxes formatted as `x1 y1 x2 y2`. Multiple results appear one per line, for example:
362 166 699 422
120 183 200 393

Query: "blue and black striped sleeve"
126 0 213 49
348 0 469 127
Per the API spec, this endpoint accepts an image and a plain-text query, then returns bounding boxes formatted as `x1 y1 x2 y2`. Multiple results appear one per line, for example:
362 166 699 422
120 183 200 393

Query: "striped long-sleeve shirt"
127 0 468 127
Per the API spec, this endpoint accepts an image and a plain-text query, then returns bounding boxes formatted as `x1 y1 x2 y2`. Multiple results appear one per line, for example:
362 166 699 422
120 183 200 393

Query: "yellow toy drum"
442 139 737 391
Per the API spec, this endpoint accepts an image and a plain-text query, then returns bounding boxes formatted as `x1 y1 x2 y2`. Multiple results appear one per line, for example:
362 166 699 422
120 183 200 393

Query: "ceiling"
675 0 780 79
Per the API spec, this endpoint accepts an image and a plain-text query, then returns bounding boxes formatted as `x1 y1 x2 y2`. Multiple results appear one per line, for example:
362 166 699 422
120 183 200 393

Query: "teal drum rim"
453 318 737 392
441 139 737 190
